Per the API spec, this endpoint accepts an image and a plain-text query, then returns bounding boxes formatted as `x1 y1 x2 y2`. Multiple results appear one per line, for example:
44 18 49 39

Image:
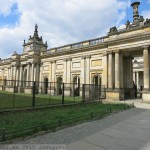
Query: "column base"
0 86 3 91
142 90 150 102
24 88 33 94
18 87 25 93
106 89 124 101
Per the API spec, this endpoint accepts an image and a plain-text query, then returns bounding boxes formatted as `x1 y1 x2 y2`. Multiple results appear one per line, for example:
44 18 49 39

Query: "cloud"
0 0 16 16
0 0 127 59
142 10 150 19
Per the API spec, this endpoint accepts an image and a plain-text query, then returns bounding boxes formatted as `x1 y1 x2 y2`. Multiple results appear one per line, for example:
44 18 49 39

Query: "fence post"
62 83 64 105
1 128 6 141
32 81 36 108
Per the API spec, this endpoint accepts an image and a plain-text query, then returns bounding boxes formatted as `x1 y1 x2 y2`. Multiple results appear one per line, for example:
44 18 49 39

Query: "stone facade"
0 2 150 101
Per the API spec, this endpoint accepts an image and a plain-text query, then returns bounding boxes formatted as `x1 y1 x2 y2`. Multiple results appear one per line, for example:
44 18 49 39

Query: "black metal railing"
0 79 106 110
0 105 133 142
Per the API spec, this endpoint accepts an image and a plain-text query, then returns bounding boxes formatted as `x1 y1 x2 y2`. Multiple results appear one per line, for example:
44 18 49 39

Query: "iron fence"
0 79 106 110
82 84 105 101
0 103 134 142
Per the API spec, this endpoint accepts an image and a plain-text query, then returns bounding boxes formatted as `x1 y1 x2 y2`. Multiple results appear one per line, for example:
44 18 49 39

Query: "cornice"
41 43 107 59
107 32 150 46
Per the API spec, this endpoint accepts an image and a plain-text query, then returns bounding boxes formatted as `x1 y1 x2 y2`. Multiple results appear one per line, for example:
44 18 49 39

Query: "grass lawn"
0 102 133 141
0 91 82 110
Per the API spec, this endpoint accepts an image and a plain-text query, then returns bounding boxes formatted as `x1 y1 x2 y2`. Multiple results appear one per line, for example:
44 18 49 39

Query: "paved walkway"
14 99 150 150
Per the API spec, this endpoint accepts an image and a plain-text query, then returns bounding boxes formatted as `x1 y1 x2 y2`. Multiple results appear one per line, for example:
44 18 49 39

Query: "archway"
92 74 101 99
57 77 63 95
44 77 49 94
93 74 101 86
73 76 80 96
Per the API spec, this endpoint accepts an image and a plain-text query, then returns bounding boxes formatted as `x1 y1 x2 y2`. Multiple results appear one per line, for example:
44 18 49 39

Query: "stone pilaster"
131 57 133 88
51 60 56 82
85 55 91 84
35 63 40 82
143 46 149 89
120 53 123 88
27 62 30 83
48 61 52 82
136 71 139 89
114 50 120 89
102 53 108 88
1 68 4 80
10 65 13 81
81 56 86 84
63 59 67 83
19 65 23 87
31 62 35 82
108 51 113 89
14 65 17 82
66 58 71 83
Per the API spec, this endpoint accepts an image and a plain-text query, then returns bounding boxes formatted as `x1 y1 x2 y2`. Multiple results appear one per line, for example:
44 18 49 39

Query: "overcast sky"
0 0 149 58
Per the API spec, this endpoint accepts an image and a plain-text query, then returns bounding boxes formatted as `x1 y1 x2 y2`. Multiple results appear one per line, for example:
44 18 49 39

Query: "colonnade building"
0 1 150 101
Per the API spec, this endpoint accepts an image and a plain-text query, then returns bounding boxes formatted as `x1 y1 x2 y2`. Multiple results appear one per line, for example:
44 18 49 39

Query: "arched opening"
57 77 63 95
73 76 80 96
92 74 101 99
44 77 49 94
93 75 101 86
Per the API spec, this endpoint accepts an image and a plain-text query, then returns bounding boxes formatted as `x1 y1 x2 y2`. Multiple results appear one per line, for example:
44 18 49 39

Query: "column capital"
85 55 91 59
81 55 86 59
143 45 149 49
113 50 120 53
63 58 67 62
107 51 113 54
66 58 72 61
50 60 56 63
103 52 108 56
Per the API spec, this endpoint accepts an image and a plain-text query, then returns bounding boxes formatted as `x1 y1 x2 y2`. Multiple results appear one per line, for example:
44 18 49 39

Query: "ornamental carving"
109 26 117 34
144 18 150 25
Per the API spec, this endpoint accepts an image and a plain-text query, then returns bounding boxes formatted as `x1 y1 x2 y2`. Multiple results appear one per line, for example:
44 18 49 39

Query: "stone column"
133 72 135 83
63 59 67 83
66 58 71 83
36 63 40 82
10 65 13 86
10 65 13 81
51 60 56 82
1 68 4 80
48 61 52 82
19 65 23 87
143 46 149 89
31 62 35 82
108 52 113 89
27 63 30 83
81 56 86 84
14 65 17 80
115 51 120 89
129 57 133 88
102 53 108 88
136 71 139 89
120 53 123 88
7 67 10 86
39 63 43 89
86 55 90 84
16 66 19 86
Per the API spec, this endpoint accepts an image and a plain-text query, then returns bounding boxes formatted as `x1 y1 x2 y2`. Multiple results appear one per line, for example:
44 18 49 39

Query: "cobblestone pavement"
11 100 150 150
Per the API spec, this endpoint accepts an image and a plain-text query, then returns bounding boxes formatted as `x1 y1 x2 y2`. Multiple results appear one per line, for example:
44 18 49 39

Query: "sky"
0 0 150 59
